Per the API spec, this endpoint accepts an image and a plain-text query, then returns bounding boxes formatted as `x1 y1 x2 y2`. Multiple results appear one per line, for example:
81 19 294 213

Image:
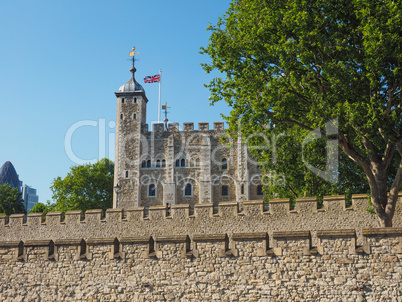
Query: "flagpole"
158 69 162 123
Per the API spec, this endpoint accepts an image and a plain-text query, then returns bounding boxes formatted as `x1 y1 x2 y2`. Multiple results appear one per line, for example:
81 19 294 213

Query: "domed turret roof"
117 66 144 93
0 161 20 189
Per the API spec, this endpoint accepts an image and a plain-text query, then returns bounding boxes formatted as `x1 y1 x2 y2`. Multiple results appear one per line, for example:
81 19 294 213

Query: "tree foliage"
29 202 54 216
0 184 25 215
50 158 114 213
202 0 402 226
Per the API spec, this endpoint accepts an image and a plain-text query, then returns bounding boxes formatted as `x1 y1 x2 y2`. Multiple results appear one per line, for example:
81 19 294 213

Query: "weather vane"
128 46 139 68
162 102 171 131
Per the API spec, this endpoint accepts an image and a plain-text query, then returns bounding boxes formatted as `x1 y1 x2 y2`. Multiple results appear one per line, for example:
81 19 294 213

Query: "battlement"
149 121 225 134
0 225 401 300
0 228 401 263
1 193 401 245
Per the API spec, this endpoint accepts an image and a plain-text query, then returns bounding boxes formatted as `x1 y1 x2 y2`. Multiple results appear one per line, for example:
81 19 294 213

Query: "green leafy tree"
0 184 25 215
50 158 114 213
256 126 370 204
202 0 402 226
29 201 54 216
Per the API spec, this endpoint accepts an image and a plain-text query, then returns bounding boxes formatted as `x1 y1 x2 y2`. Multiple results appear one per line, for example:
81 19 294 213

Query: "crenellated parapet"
0 228 401 263
1 193 401 245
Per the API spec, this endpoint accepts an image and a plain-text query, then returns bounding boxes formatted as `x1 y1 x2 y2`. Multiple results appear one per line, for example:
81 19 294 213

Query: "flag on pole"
144 74 161 83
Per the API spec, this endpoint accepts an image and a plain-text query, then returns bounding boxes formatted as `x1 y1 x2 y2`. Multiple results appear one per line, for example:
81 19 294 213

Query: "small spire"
162 102 170 131
129 46 139 79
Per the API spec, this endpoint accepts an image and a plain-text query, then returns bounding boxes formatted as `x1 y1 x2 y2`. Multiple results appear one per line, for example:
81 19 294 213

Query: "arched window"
122 98 125 104
241 184 244 194
257 185 263 196
133 113 136 120
162 159 166 168
222 158 228 170
148 184 156 197
125 171 129 178
195 158 200 167
222 185 228 196
147 160 151 168
181 159 186 167
141 161 146 168
156 160 161 168
184 183 192 196
175 159 180 167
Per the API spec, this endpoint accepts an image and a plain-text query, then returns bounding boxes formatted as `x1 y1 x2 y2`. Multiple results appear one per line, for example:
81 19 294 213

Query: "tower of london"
113 63 263 209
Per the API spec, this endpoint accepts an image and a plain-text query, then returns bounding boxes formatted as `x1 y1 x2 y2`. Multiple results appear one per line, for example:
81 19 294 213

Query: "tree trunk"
369 164 402 227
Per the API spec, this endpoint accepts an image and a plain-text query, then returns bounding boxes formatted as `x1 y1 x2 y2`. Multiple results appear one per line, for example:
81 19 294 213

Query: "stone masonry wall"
0 193 401 300
0 228 401 300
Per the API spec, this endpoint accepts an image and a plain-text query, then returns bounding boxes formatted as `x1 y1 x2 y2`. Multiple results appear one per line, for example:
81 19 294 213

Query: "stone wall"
0 193 401 300
0 228 401 300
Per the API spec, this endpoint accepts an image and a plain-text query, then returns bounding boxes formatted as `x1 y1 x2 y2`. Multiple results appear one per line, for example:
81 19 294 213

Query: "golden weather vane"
128 46 139 67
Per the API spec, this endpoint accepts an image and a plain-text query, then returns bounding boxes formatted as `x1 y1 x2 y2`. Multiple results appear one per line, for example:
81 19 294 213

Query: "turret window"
222 158 228 170
156 160 161 168
162 159 166 168
222 185 229 196
120 114 123 120
134 98 137 103
142 161 146 168
147 160 151 168
125 171 129 178
257 185 263 196
148 184 156 197
181 159 186 167
241 184 244 194
175 159 180 167
184 183 192 196
133 114 136 120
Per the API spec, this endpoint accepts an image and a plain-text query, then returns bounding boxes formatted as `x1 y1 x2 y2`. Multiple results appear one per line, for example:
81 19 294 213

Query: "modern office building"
21 185 39 212
0 161 39 211
0 161 22 191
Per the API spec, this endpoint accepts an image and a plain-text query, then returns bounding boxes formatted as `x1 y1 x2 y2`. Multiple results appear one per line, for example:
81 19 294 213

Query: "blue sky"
0 0 231 203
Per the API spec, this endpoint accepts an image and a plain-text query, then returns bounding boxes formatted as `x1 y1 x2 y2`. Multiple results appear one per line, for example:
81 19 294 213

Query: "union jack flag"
144 74 161 83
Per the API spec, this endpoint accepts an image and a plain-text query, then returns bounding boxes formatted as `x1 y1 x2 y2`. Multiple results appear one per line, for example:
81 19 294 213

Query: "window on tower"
257 185 263 196
162 159 166 168
147 160 151 168
222 158 228 170
181 159 186 167
142 161 146 168
175 159 180 167
133 114 136 120
156 160 161 168
148 184 156 197
184 183 192 196
222 185 229 196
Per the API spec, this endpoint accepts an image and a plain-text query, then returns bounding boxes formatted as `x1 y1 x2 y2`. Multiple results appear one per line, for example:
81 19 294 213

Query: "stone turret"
114 65 148 208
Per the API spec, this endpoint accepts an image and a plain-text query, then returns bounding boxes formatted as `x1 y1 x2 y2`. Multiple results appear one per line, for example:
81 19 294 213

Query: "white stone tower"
113 59 148 208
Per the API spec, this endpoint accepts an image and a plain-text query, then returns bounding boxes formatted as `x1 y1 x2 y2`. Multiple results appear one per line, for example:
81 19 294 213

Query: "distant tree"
29 201 54 216
0 184 25 215
50 158 114 213
202 0 402 226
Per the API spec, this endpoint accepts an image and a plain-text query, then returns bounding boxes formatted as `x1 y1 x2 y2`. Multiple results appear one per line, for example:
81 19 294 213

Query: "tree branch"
262 109 315 132
338 132 374 181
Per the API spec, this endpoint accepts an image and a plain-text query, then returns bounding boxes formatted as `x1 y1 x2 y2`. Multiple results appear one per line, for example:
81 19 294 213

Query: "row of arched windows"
142 159 166 168
147 183 193 197
146 184 263 198
121 97 137 104
141 157 229 169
